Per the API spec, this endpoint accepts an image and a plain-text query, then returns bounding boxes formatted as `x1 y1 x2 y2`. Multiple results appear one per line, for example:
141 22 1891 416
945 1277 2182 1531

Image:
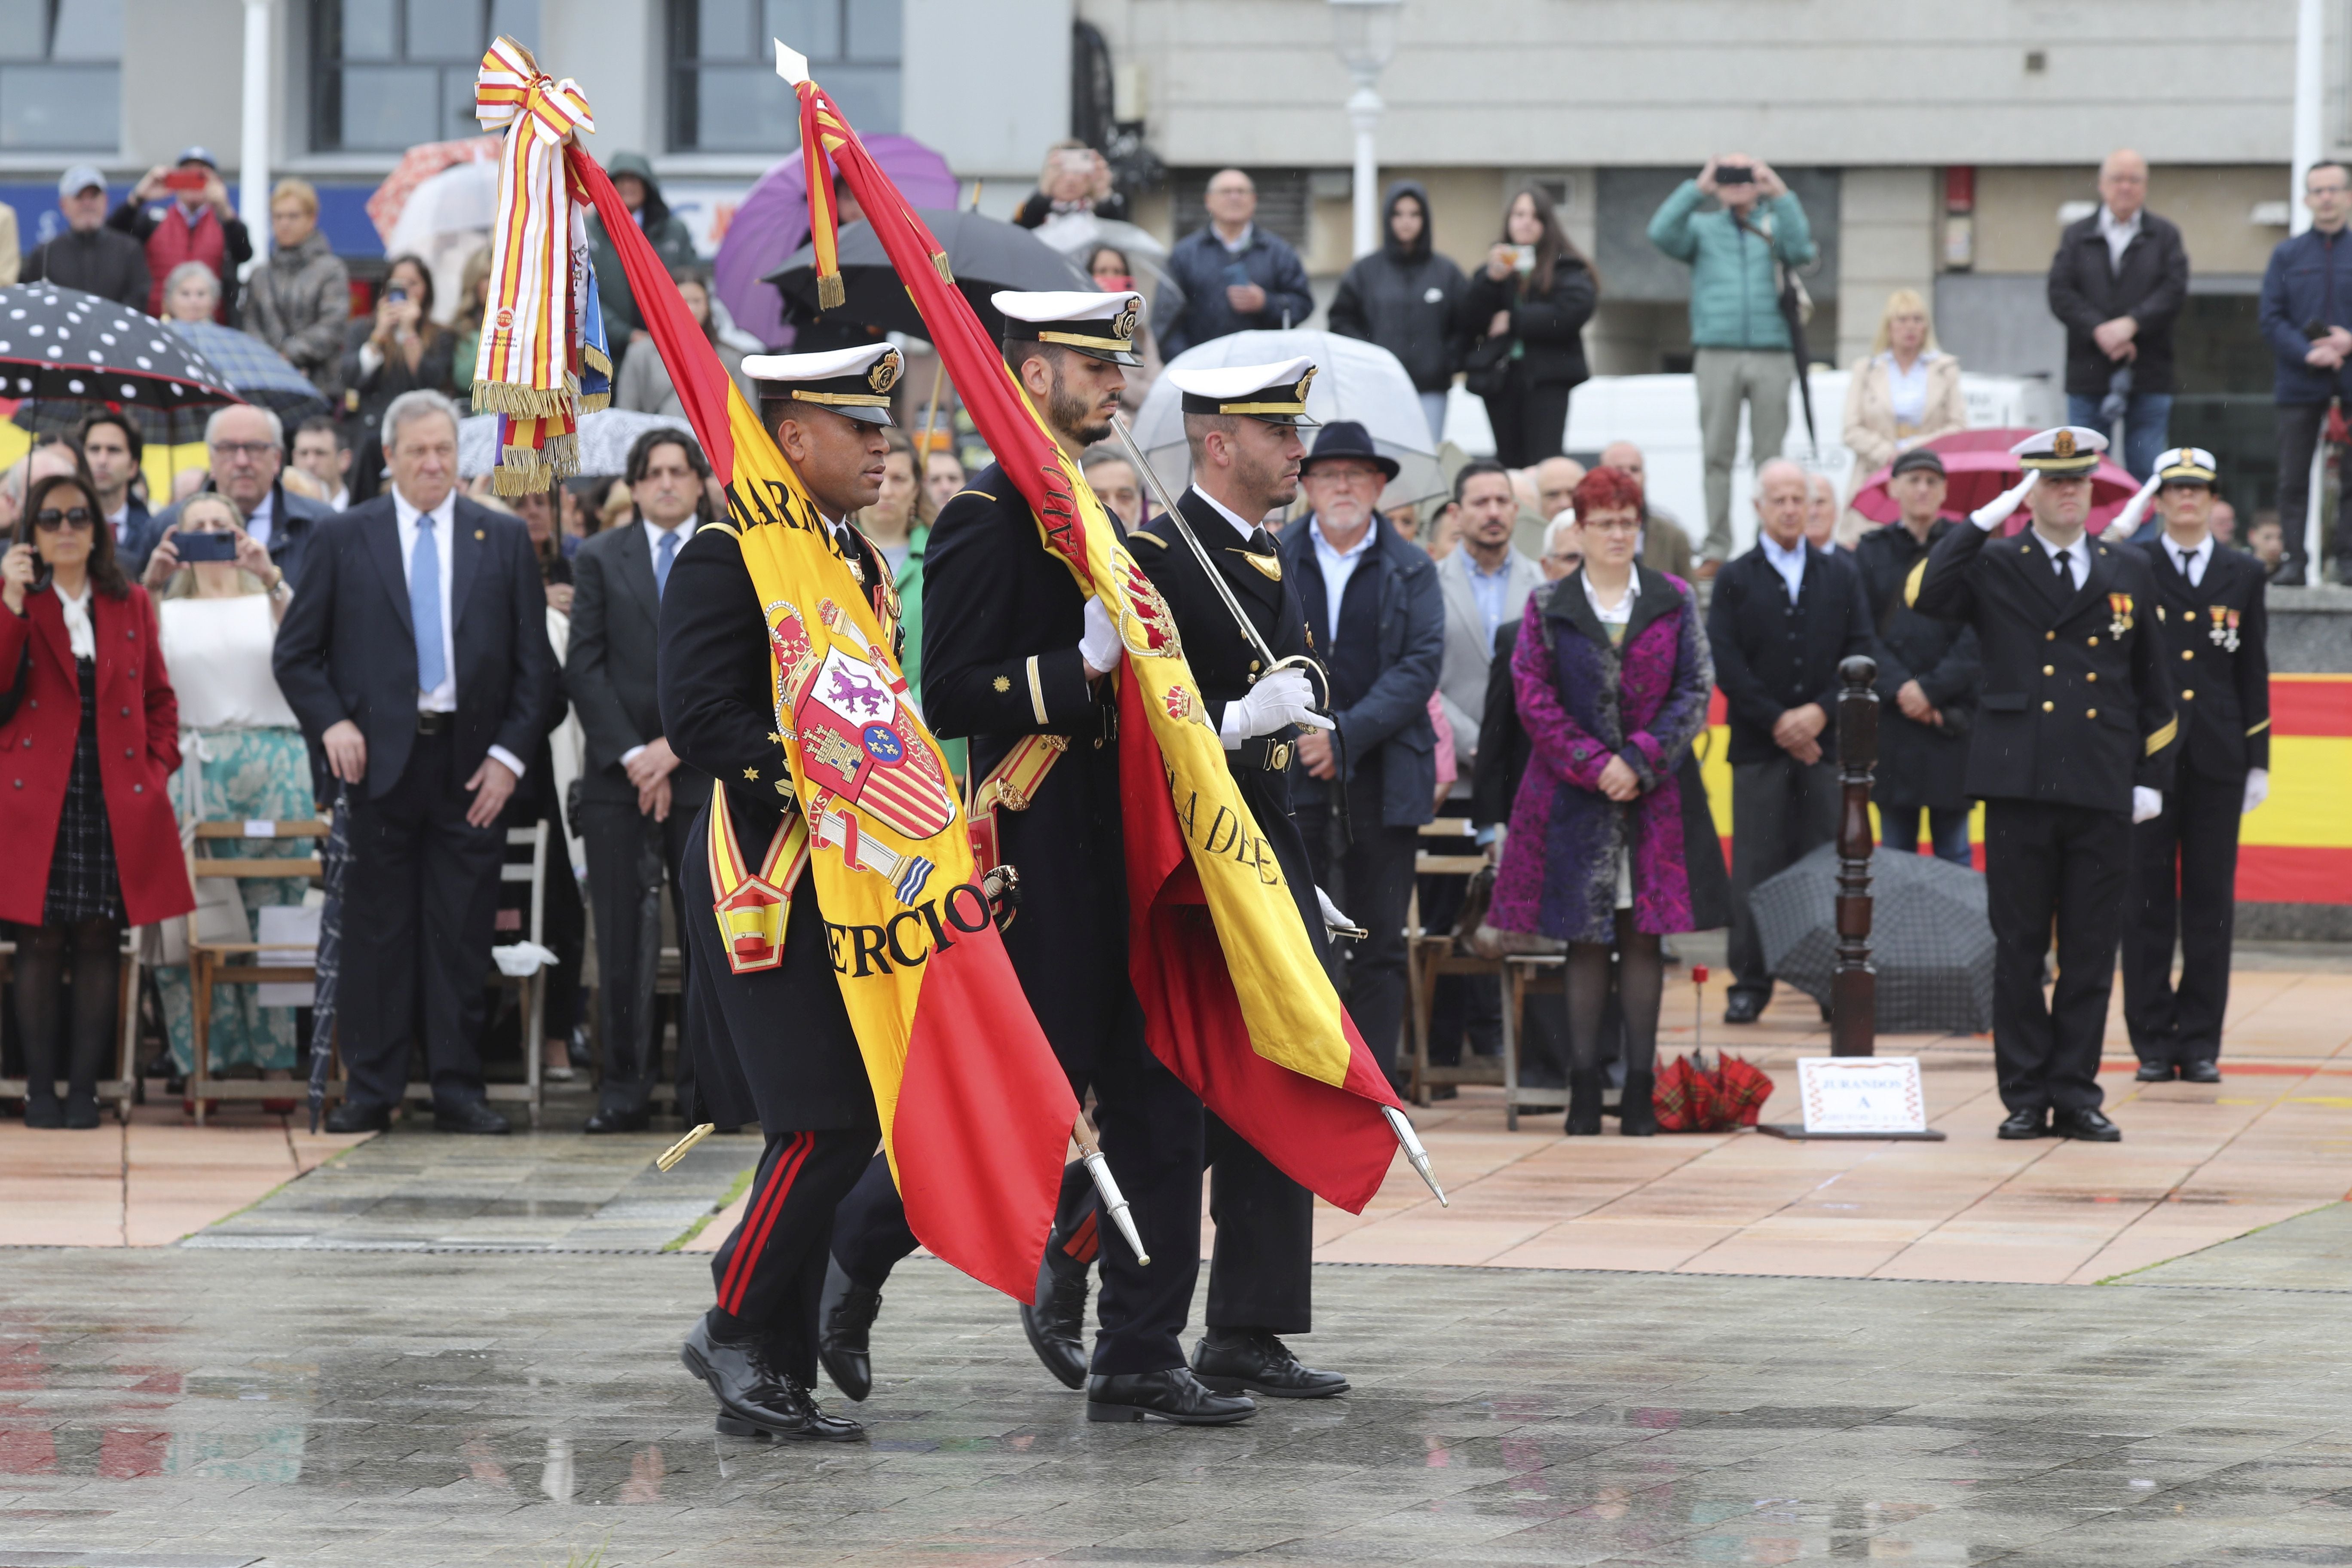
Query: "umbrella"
1750 844 1994 1035
458 406 691 479
1848 427 2141 533
1029 214 1185 322
366 135 499 244
306 786 353 1134
165 320 328 423
381 160 499 326
0 285 240 409
1130 329 1442 506
714 136 962 350
1654 1052 1774 1132
765 208 1090 345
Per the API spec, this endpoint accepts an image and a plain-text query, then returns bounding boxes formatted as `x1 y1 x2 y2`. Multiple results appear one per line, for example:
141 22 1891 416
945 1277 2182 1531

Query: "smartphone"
1507 244 1536 275
175 531 238 563
1221 261 1250 289
2306 318 2333 341
384 286 409 306
1715 163 1755 186
162 168 208 193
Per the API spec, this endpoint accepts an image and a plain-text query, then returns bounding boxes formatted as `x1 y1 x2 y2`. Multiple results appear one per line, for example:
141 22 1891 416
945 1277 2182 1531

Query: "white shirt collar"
391 482 454 534
1213 223 1254 254
1311 513 1375 562
1190 485 1259 542
1761 530 1808 594
2168 532 2212 567
1581 564 1641 623
646 514 697 549
2099 204 2143 239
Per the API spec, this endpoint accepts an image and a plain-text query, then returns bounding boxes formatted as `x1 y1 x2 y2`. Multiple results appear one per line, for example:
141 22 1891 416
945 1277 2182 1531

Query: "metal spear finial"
1072 1109 1148 1265
1384 1106 1448 1207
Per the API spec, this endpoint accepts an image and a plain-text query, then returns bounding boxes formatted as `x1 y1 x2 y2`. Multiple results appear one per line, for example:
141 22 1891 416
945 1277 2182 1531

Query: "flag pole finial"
775 39 810 84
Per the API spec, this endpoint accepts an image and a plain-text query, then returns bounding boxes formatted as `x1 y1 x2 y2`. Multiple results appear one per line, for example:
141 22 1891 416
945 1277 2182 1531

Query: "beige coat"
1843 352 1964 475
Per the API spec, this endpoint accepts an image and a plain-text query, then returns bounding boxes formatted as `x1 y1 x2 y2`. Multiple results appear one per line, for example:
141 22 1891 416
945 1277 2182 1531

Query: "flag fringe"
931 251 954 285
818 272 846 310
491 432 579 493
473 381 573 420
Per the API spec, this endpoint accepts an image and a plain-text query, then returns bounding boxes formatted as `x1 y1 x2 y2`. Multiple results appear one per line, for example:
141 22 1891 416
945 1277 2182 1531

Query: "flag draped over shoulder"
787 73 1404 1213
557 143 1077 1302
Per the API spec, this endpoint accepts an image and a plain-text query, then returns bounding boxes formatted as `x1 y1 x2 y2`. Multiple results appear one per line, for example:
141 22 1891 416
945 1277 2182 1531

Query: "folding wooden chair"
484 821 551 1129
186 818 328 1126
1501 953 1570 1130
1402 817 1507 1106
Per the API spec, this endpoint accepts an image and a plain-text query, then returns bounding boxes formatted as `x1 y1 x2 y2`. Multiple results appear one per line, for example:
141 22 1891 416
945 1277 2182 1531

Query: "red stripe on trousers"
718 1130 813 1314
1062 1208 1100 1263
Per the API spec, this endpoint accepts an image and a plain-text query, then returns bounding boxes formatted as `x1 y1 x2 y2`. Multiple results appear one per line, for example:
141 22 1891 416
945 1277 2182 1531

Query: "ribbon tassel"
799 83 844 312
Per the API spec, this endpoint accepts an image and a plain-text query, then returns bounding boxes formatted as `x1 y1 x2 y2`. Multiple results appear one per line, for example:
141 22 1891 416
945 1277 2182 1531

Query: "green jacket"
895 524 966 777
1647 180 1816 352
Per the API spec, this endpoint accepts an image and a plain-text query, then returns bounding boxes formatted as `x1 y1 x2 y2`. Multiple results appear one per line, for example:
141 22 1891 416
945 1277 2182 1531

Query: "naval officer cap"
1165 357 1321 428
2154 445 2219 487
2011 424 2107 477
995 289 1145 367
740 342 902 426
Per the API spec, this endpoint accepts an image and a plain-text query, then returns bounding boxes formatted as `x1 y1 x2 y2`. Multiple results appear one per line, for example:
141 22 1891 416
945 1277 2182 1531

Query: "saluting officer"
1128 358 1352 1403
822 289 1256 1427
1911 425 2176 1142
2119 447 2269 1083
660 342 908 1444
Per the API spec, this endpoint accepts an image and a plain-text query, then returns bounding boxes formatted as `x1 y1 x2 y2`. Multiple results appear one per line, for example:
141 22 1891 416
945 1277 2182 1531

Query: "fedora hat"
1299 420 1399 481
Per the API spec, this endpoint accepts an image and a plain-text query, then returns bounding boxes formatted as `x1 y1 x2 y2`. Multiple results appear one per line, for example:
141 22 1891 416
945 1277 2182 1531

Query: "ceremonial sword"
1105 414 1448 1210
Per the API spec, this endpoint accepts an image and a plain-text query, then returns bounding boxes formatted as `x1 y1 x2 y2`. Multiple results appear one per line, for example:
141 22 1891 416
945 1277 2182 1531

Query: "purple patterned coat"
1490 570 1715 943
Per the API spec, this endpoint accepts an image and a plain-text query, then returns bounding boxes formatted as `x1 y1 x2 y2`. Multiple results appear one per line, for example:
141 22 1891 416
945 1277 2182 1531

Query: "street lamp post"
1329 0 1403 260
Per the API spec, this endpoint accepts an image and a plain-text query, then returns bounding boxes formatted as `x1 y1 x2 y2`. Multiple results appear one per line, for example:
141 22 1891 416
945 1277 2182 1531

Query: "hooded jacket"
589 153 701 349
1327 181 1468 393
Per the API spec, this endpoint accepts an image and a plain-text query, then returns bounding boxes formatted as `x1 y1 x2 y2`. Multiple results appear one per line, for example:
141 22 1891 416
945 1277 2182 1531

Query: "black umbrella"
1749 844 1994 1035
306 785 353 1134
766 209 1091 343
0 285 240 408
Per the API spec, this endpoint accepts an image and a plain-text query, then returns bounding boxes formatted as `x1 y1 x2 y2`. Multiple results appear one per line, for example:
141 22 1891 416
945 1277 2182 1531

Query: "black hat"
1889 447 1945 479
1299 420 1399 481
740 343 903 427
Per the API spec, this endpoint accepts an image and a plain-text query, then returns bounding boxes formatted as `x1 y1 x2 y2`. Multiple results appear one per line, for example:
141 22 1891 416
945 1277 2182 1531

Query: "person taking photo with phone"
111 146 252 323
1463 186 1598 468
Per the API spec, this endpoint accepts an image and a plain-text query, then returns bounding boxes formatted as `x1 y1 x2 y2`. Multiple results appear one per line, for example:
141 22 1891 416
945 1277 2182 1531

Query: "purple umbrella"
713 135 962 350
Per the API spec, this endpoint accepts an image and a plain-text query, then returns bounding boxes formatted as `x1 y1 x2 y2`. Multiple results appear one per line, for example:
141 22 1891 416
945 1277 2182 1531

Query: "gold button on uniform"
2086 672 2096 683
2045 631 2056 641
2087 708 2098 719
2087 635 2098 646
2043 664 2054 676
2042 701 2054 712
2181 649 2194 661
2181 689 2195 700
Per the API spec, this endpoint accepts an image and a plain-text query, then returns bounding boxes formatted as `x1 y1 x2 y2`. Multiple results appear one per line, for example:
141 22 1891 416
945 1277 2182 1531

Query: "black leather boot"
1020 1243 1091 1390
1565 1068 1604 1135
816 1257 881 1402
1085 1368 1255 1425
1189 1332 1348 1398
682 1312 864 1442
1618 1069 1658 1136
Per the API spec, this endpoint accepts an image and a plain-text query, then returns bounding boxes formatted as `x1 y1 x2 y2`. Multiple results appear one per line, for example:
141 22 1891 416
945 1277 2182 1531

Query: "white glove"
1217 668 1335 745
1315 885 1357 935
1970 470 2040 531
1080 595 1121 675
2132 786 2163 824
2242 768 2269 815
2104 471 2162 539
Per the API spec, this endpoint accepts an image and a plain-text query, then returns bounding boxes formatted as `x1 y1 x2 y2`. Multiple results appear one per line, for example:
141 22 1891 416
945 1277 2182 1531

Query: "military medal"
2108 591 2134 637
2209 605 2239 651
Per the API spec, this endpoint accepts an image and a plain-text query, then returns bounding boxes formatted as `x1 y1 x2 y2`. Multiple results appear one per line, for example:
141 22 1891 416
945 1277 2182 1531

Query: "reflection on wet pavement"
5 1213 2352 1565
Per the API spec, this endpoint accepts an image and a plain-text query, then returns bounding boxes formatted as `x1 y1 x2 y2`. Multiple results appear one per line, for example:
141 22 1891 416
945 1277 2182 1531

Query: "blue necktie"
655 527 678 598
412 513 446 695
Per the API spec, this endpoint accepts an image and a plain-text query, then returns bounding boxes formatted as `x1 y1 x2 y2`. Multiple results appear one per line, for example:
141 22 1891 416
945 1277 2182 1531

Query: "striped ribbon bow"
472 37 601 491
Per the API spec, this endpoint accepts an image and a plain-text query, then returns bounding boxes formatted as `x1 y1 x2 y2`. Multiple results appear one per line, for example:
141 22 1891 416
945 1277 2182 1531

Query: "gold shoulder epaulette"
1130 531 1167 549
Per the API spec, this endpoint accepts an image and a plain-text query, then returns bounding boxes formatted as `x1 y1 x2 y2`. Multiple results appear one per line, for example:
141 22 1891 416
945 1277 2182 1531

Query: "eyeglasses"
1582 517 1642 535
210 441 278 460
33 507 94 531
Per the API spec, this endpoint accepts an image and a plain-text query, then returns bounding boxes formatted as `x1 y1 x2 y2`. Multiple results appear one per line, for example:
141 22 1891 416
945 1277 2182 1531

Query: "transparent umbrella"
1029 214 1185 322
1129 329 1441 506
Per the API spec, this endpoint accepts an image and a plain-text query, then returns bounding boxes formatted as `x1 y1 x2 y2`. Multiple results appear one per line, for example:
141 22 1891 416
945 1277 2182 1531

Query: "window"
668 0 900 154
311 0 539 153
0 0 120 152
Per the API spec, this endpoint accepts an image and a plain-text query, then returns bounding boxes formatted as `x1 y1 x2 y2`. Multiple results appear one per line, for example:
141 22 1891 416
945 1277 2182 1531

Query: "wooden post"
1831 655 1879 1057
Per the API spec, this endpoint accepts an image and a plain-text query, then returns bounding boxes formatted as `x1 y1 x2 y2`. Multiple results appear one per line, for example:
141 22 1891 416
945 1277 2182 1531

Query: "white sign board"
1796 1057 1929 1136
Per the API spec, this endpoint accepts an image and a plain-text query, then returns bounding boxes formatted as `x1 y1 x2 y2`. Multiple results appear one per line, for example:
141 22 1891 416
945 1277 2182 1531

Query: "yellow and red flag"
561 144 1078 1301
783 73 1405 1212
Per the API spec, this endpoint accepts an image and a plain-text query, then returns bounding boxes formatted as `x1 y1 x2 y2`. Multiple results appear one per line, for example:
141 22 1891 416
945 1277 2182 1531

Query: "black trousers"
579 796 699 1115
827 992 1208 1377
1727 755 1840 1002
2122 769 2243 1066
340 729 505 1110
1296 776 1418 1078
1984 798 2129 1115
1482 370 1573 469
2274 399 2352 580
708 1126 874 1387
1204 1112 1314 1335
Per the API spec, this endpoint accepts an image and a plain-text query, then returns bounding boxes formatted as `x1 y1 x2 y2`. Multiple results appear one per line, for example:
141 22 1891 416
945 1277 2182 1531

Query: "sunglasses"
33 506 94 532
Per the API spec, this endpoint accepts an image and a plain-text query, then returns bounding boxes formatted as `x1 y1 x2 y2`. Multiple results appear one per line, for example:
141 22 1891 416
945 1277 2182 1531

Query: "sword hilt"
1074 1109 1150 1266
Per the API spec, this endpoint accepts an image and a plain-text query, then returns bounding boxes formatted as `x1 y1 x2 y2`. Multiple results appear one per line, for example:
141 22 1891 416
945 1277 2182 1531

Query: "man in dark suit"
133 405 335 589
1707 458 1873 1023
2046 150 2190 482
272 390 557 1135
74 413 149 559
2121 447 2269 1084
662 343 905 1446
1912 426 2177 1141
564 428 716 1132
1276 420 1444 1089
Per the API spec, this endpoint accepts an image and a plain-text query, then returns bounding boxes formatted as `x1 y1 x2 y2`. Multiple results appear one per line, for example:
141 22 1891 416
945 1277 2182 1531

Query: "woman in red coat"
2 471 193 1127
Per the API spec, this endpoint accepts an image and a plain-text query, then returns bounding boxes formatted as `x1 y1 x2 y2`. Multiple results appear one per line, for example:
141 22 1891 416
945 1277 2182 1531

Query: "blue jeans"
2067 390 2174 482
1881 803 1972 867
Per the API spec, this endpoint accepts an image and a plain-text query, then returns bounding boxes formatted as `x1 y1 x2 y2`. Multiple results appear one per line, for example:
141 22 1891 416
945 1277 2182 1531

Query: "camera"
385 287 409 306
174 531 238 564
1715 162 1755 186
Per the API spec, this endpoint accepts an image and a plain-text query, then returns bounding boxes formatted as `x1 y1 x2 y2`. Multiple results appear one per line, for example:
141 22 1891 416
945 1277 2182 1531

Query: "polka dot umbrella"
0 284 242 409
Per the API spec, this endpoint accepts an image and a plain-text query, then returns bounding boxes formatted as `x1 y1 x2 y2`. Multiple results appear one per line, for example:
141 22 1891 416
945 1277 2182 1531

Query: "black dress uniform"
1853 511 1981 863
2123 453 2270 1078
1910 426 2177 1137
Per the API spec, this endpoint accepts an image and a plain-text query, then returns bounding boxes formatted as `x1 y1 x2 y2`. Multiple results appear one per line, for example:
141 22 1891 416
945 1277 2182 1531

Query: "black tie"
2178 548 2195 583
1248 526 1276 555
2053 547 2070 584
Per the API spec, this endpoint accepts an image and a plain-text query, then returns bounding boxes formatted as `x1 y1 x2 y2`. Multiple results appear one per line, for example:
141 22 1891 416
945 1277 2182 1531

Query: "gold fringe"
472 381 572 420
818 271 846 311
931 251 954 285
577 392 611 414
583 341 612 380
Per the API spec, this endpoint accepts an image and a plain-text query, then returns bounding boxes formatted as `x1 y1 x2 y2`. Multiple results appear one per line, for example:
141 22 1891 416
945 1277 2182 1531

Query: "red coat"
0 584 194 928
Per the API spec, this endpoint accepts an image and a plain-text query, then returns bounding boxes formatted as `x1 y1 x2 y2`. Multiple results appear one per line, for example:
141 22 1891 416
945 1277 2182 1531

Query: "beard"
1048 367 1114 448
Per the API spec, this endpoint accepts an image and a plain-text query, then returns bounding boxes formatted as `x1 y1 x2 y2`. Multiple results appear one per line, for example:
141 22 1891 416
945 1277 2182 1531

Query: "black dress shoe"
22 1094 63 1130
2052 1107 2122 1142
2134 1061 2176 1083
1564 1068 1604 1136
324 1101 391 1133
682 1315 864 1442
1189 1333 1348 1399
1086 1367 1255 1424
817 1257 880 1402
582 1100 652 1134
62 1090 101 1130
432 1098 511 1135
1723 993 1765 1025
1997 1107 2049 1140
1618 1069 1658 1137
1020 1249 1090 1391
2179 1060 2223 1084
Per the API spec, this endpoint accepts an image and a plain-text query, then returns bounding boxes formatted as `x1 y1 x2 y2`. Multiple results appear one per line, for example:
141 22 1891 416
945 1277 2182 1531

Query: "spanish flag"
564 144 1078 1301
784 71 1405 1212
